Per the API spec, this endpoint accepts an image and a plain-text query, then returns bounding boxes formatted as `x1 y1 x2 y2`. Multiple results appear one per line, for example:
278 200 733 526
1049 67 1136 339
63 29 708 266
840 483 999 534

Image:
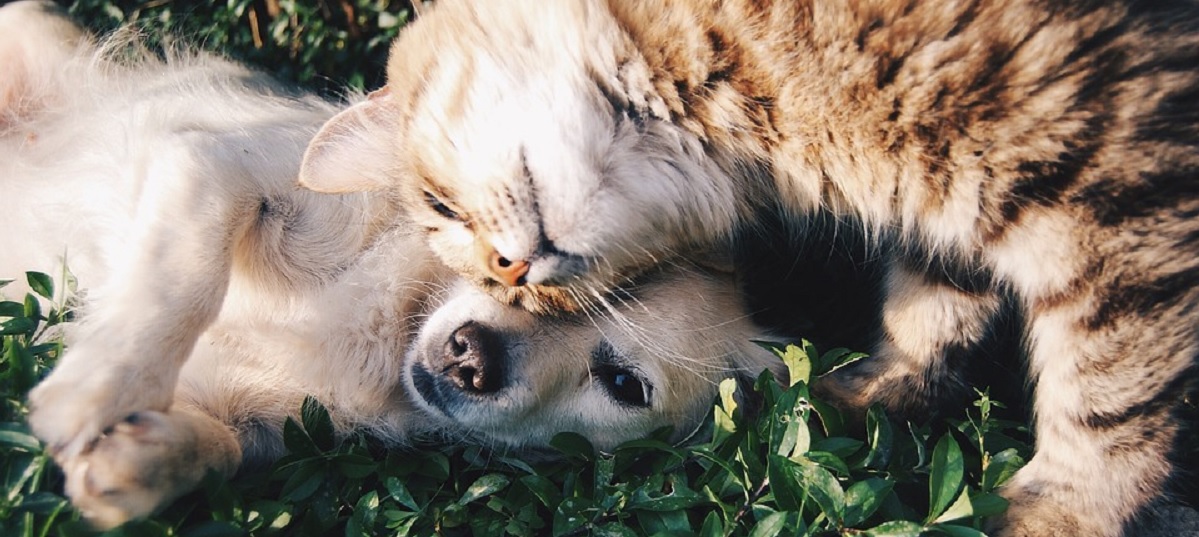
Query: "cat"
298 1 1199 535
1 1 782 528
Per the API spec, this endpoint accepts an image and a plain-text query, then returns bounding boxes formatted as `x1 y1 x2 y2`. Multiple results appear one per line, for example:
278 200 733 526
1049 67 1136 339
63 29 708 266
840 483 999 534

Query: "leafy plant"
1 271 1032 535
1 272 77 537
60 0 418 96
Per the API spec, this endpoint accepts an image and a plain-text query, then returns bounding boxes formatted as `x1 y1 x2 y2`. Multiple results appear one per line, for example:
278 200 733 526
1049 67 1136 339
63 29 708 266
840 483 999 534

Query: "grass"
4 2 1041 535
2 271 1035 536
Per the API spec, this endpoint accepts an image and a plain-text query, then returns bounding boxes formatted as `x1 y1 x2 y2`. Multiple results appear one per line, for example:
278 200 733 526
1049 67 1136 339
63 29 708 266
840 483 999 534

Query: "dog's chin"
406 364 463 420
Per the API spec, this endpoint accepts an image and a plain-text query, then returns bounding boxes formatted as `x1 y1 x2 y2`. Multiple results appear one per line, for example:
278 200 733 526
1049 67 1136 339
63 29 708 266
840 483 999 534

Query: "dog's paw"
27 350 176 460
60 410 240 529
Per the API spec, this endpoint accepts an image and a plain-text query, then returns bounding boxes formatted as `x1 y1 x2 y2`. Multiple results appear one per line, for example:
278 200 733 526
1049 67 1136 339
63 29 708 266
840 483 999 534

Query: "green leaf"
713 378 739 443
806 450 851 479
279 461 324 501
810 397 847 437
769 455 845 523
23 294 40 321
699 511 723 537
458 474 510 505
333 453 377 479
519 474 561 509
927 434 966 524
779 343 813 386
818 348 870 377
551 432 595 461
932 488 974 524
384 477 420 511
767 455 806 512
300 396 335 452
629 477 705 511
179 521 245 537
770 381 810 458
25 272 53 300
968 492 1009 518
860 404 893 470
14 491 68 515
748 511 804 537
592 522 637 537
844 478 895 527
813 436 864 459
0 317 36 335
0 424 42 451
931 524 989 537
634 509 691 534
346 490 380 537
981 448 1025 492
553 497 596 535
0 301 24 318
281 417 317 456
866 520 927 537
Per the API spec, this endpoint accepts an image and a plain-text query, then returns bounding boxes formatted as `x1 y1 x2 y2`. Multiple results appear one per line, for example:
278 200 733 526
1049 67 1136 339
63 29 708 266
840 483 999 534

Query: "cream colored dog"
0 2 781 528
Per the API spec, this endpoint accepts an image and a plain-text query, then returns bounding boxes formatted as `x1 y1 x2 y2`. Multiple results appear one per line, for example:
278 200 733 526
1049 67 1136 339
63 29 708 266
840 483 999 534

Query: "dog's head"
403 264 784 452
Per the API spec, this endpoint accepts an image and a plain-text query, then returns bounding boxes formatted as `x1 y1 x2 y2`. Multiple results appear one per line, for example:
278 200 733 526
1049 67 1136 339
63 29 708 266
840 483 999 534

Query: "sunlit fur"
1 2 783 529
298 1 1199 535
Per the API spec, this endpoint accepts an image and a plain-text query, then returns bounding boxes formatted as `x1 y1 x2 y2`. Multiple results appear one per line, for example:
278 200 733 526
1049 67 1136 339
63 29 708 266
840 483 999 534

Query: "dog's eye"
594 364 651 408
591 341 652 408
424 191 461 221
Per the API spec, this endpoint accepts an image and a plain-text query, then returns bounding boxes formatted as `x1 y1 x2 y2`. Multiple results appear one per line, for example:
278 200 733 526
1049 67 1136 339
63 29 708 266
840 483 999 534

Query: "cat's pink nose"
488 251 529 287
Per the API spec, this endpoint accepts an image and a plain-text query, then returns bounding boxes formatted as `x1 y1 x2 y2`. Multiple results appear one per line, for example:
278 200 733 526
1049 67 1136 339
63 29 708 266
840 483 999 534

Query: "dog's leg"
28 134 260 459
61 407 240 530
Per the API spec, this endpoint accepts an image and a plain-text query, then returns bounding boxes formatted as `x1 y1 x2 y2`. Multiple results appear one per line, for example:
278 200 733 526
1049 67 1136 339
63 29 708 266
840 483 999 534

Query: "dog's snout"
441 322 505 394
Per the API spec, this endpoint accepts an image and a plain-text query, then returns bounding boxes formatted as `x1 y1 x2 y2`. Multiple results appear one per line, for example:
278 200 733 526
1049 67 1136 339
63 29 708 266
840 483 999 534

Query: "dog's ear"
299 86 400 193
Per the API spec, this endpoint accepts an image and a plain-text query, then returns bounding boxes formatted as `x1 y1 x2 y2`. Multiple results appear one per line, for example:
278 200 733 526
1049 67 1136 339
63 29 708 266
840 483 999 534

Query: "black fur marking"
998 137 1103 226
704 29 740 88
1083 371 1195 430
1136 83 1199 148
1086 267 1199 330
1074 167 1199 228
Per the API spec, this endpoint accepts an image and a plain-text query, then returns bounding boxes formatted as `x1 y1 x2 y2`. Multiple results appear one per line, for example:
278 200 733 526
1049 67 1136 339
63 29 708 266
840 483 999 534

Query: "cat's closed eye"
424 191 462 221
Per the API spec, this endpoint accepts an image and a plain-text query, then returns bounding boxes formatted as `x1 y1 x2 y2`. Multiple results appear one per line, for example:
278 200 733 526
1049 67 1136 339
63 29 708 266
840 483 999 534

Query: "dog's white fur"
0 2 782 528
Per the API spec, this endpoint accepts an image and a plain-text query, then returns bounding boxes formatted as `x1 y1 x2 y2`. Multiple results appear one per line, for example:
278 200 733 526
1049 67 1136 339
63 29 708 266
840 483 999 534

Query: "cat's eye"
424 191 461 221
591 341 652 408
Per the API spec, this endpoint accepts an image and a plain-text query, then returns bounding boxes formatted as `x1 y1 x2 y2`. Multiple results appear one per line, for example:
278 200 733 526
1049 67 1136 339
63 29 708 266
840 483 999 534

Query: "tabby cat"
299 1 1199 535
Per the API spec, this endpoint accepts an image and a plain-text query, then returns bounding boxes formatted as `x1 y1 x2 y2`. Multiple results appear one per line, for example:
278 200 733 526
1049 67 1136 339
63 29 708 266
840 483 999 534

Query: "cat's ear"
299 86 400 193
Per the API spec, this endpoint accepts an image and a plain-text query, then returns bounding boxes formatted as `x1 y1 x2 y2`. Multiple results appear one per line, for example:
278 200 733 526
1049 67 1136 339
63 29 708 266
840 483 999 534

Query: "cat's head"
299 0 745 314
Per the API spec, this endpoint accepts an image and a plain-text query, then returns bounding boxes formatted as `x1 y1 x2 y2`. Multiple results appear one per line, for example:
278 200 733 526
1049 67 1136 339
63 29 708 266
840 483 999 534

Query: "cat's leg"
985 213 1196 537
61 406 240 529
28 134 259 459
815 255 1002 419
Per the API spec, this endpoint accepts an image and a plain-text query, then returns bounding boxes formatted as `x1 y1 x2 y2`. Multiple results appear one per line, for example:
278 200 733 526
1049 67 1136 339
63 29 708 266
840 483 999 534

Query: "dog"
0 1 782 528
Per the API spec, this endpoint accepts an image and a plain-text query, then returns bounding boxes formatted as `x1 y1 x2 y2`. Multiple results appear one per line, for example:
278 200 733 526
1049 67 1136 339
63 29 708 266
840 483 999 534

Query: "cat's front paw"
60 410 239 529
986 482 1119 537
28 350 176 460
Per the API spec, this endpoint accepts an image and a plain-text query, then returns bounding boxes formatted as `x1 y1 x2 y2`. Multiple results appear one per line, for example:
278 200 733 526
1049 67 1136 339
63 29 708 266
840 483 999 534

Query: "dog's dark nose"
441 322 505 394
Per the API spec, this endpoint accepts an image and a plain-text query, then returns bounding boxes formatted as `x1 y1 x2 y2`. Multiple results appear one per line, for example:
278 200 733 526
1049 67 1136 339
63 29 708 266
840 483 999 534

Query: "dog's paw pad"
60 410 195 529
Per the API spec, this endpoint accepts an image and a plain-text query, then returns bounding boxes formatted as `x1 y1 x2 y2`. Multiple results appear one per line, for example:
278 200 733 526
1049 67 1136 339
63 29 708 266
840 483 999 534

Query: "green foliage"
1 270 1033 535
60 0 418 95
1 273 76 537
